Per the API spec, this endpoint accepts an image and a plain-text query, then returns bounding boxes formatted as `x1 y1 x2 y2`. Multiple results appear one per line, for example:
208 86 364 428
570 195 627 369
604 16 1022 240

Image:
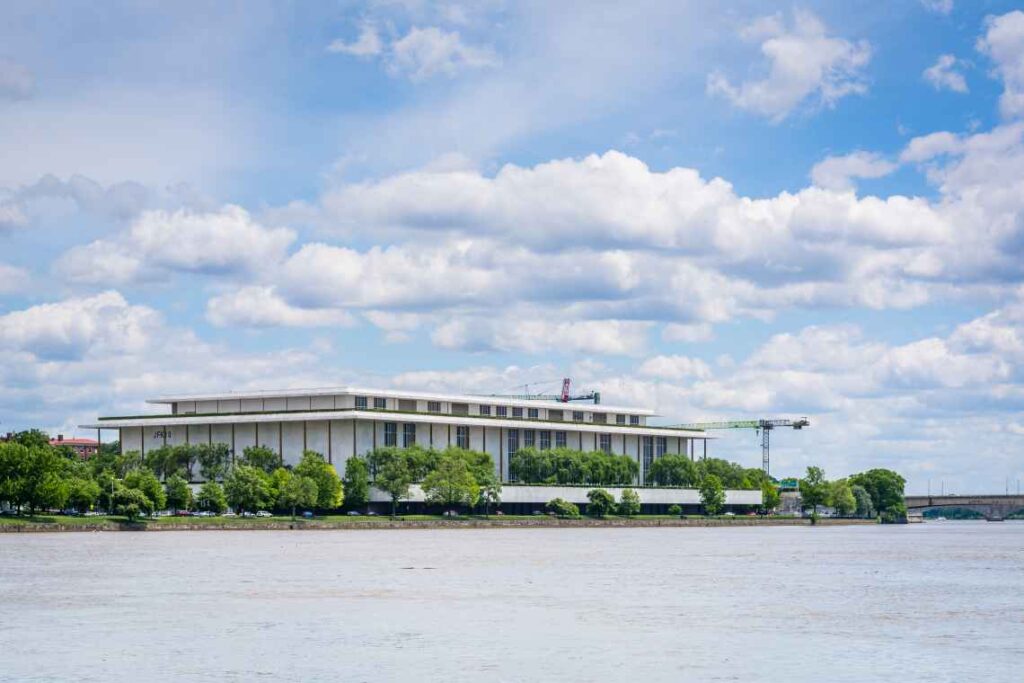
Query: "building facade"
83 387 713 484
50 435 99 458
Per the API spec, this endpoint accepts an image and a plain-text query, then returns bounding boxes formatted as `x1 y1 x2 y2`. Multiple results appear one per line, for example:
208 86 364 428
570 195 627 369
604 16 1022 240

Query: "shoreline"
0 516 878 533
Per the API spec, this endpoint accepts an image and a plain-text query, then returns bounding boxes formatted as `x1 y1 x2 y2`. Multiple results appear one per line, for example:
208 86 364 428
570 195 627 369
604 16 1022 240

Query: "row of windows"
354 396 641 425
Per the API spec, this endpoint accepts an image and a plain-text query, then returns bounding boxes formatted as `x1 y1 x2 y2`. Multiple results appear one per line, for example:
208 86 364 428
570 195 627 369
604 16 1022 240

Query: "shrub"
667 504 682 516
546 498 580 518
586 489 615 518
618 488 640 517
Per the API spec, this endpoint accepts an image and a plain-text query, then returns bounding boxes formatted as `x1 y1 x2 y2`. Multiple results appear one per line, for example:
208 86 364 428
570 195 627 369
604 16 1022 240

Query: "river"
1 522 1022 682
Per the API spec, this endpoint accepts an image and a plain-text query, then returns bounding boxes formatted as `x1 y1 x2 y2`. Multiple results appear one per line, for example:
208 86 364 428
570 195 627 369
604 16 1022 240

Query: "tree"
647 454 698 487
13 429 50 449
278 471 319 520
851 484 875 518
124 469 166 512
197 443 231 482
849 469 906 521
22 446 69 513
241 445 280 474
195 481 228 514
546 498 580 518
294 451 343 511
144 445 177 479
0 442 30 511
761 481 781 514
342 456 370 510
799 466 828 515
422 452 479 513
164 473 193 513
372 451 414 518
224 465 272 513
586 489 615 518
829 479 856 517
66 476 100 513
618 488 641 517
477 471 502 517
699 474 726 515
114 486 152 521
667 504 683 517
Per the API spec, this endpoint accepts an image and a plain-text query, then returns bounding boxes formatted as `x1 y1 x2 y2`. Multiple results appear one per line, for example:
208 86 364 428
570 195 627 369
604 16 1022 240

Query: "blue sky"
2 0 1024 493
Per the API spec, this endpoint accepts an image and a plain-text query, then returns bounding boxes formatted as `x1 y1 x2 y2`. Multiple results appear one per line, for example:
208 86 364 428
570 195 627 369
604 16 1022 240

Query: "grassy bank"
0 513 875 532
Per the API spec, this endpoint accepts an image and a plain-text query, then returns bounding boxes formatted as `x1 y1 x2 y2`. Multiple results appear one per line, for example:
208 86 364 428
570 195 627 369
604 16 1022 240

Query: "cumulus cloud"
328 24 498 81
977 10 1024 119
707 10 871 122
638 354 713 381
431 316 651 355
810 151 898 190
0 58 33 100
206 286 355 328
923 54 969 93
57 205 295 284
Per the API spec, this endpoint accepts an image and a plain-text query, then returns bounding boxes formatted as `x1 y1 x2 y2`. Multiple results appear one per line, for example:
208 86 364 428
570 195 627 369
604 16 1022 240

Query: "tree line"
797 466 907 522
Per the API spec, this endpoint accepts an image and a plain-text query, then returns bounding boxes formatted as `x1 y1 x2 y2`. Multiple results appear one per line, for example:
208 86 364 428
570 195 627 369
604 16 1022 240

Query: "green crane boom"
669 418 810 476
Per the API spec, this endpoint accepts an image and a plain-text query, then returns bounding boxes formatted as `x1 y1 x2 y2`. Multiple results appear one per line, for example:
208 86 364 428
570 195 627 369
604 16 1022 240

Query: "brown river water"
1 522 1022 682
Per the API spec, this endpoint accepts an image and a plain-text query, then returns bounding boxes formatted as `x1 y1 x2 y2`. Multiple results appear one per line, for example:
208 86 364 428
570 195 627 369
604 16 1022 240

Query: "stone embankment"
0 517 876 533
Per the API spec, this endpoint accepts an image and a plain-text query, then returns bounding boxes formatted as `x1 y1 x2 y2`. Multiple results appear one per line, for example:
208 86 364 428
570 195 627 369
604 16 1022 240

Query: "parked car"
255 510 272 518
302 511 313 519
223 510 236 517
346 511 362 516
241 511 255 518
366 511 378 516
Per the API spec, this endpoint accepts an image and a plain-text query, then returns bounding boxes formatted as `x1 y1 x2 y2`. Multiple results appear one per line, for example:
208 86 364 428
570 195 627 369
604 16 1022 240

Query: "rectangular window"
355 396 368 410
643 436 654 479
511 407 523 418
373 397 386 409
479 405 491 416
573 411 585 422
451 402 469 416
384 422 398 447
427 401 442 413
539 430 551 450
548 410 563 421
593 412 607 424
507 429 520 458
402 423 416 447
616 414 626 425
527 407 539 419
398 399 417 412
496 406 508 418
555 431 567 448
656 436 667 458
524 429 535 448
456 425 470 449
630 415 640 425
599 433 611 454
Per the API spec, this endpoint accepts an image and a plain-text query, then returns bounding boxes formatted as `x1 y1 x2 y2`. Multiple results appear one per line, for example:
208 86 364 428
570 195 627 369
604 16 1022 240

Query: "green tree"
851 484 875 518
372 451 414 518
342 456 370 510
124 469 166 512
144 445 177 479
849 469 906 521
197 443 231 482
0 441 30 511
241 445 280 474
224 465 272 513
164 473 193 513
699 474 726 515
278 472 319 520
647 454 698 487
618 488 641 517
22 446 69 513
13 429 50 449
586 488 615 518
114 450 144 478
546 498 580 518
829 479 856 517
66 476 100 513
799 466 828 515
667 504 683 517
114 486 152 521
477 471 502 517
195 481 228 514
294 451 343 511
761 481 781 513
422 452 479 513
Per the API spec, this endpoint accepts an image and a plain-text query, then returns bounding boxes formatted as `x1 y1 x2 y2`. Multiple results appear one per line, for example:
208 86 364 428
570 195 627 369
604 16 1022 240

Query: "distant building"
50 435 99 458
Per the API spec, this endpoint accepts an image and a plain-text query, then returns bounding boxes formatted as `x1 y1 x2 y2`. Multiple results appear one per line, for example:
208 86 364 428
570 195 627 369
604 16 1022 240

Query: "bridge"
904 494 1024 521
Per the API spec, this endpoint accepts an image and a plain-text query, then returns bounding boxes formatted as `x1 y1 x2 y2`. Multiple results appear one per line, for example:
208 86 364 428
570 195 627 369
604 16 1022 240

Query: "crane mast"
670 418 809 476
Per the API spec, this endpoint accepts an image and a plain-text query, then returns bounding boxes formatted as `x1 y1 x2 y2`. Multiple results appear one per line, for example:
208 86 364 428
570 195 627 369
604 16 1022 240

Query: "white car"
255 510 272 518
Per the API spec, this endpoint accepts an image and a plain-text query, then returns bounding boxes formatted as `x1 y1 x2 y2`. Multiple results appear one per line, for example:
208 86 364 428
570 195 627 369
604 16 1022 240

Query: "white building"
83 386 713 484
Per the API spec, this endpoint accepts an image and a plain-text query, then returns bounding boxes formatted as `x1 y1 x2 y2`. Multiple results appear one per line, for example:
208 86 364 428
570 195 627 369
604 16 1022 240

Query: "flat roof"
147 386 657 415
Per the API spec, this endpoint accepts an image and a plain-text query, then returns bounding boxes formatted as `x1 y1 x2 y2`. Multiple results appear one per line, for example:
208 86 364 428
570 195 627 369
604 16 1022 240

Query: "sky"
1 0 1023 493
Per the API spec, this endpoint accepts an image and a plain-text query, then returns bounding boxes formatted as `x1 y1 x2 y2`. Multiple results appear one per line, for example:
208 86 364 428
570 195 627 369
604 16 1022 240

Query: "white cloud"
0 201 28 230
206 286 355 328
977 10 1024 119
389 26 499 81
638 354 712 381
923 54 969 93
920 0 953 16
431 316 651 355
810 151 898 191
662 322 715 343
0 58 33 100
0 263 29 293
58 205 295 284
707 10 871 122
326 22 383 57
